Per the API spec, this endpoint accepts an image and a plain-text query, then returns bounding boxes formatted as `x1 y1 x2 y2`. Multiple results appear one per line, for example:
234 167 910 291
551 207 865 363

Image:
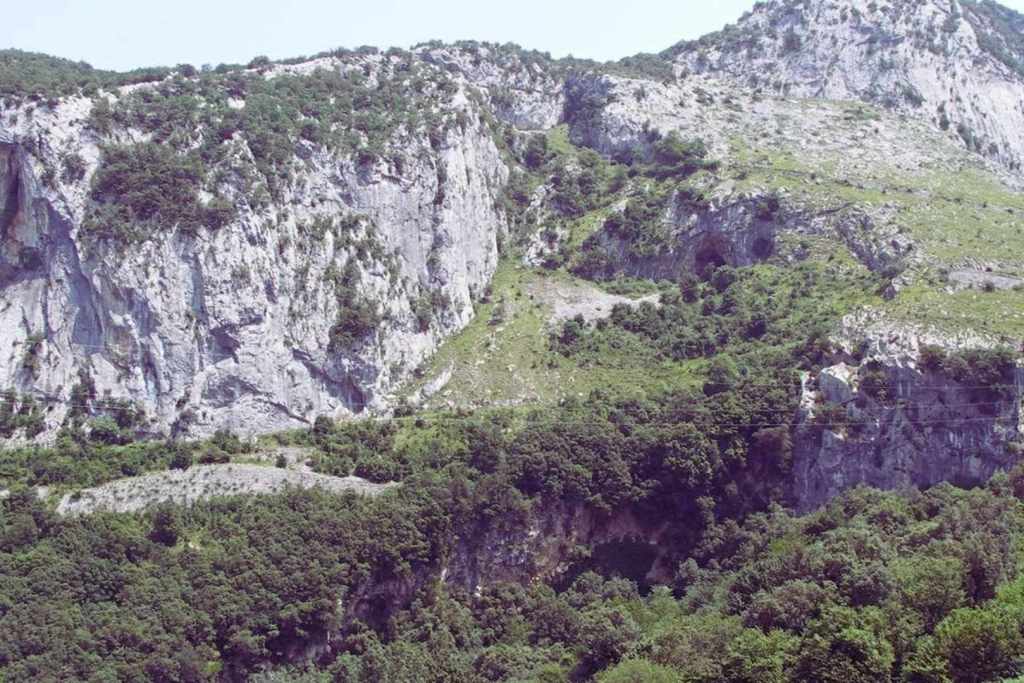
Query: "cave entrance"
752 236 774 260
557 539 660 594
695 246 727 281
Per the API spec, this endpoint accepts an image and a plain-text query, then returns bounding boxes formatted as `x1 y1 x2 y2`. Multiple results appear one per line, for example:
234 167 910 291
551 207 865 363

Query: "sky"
6 0 1024 72
3 0 760 71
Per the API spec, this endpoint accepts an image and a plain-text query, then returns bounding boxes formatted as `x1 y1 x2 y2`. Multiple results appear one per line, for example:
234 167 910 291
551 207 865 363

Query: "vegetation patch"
83 143 234 240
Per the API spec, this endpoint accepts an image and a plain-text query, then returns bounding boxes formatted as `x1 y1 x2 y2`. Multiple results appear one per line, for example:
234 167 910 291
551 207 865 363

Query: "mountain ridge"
0 0 1023 494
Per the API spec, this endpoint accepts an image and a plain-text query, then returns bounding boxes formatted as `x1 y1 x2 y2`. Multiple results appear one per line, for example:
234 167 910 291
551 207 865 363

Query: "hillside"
3 0 1024 680
670 0 1024 172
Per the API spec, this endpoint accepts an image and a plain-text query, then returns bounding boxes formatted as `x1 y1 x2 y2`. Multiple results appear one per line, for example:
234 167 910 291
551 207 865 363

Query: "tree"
312 415 334 440
88 416 125 445
679 272 701 303
0 511 39 551
169 445 193 470
149 504 181 546
792 606 895 683
893 557 966 631
743 580 832 632
902 636 952 683
524 134 549 169
750 426 793 472
597 659 678 682
576 605 641 676
933 607 1023 683
721 628 795 683
648 132 715 179
650 613 744 680
705 354 741 396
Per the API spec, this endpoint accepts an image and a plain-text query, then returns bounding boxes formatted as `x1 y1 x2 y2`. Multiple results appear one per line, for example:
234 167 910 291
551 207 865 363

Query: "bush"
88 416 127 445
523 135 549 169
84 143 233 240
330 299 382 350
0 49 170 100
600 192 670 258
169 447 193 470
919 345 947 373
210 428 247 454
597 659 677 682
646 133 717 179
933 607 1023 682
149 504 182 546
413 293 434 332
59 151 86 184
945 347 1018 401
859 362 890 403
792 606 894 683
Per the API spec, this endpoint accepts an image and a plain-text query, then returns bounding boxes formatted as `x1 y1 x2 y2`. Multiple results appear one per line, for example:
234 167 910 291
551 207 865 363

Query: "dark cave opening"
695 247 727 280
752 236 774 260
558 539 661 593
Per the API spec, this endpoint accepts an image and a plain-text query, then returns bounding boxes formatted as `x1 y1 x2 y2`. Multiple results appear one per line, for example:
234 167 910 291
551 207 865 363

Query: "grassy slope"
726 97 1024 342
401 262 702 410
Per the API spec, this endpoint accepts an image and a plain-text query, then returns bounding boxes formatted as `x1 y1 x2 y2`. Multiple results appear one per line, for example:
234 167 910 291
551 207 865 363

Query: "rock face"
0 57 509 438
791 312 1024 512
2 1 1023 516
444 502 674 592
671 0 1024 174
54 464 397 516
578 189 781 282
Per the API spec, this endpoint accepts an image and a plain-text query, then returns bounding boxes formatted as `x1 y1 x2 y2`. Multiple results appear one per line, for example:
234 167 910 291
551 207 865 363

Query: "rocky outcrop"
579 189 781 281
579 183 913 282
672 0 1024 174
791 311 1024 512
55 464 397 516
417 44 566 130
0 63 509 439
444 501 674 592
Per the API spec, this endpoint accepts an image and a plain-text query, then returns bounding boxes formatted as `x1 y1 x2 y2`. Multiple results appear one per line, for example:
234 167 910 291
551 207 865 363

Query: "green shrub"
523 135 549 169
0 49 170 100
59 151 86 184
859 362 890 403
84 143 234 240
919 345 947 373
646 133 717 179
327 261 382 350
21 334 44 377
592 191 670 261
933 607 1023 682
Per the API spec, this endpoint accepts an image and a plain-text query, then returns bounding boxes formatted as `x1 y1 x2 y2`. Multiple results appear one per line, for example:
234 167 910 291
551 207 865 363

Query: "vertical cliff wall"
0 55 511 438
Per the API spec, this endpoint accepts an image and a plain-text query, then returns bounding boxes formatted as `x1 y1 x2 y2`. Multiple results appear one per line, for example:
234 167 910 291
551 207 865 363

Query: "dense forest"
4 417 1024 682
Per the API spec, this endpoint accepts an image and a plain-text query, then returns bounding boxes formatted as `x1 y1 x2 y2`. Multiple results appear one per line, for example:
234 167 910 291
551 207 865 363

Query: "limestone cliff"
671 0 1024 174
792 311 1024 511
3 2 1024 516
0 53 509 438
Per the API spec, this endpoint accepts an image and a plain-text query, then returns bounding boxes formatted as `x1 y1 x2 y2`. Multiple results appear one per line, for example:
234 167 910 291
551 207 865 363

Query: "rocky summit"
4 1 1024 680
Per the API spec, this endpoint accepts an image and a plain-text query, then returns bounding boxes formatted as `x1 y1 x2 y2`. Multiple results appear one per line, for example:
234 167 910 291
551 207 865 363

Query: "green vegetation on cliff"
0 49 170 102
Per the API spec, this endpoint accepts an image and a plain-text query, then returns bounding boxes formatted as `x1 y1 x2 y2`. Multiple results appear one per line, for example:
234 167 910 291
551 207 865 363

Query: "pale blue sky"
7 0 754 70
4 0 1024 71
